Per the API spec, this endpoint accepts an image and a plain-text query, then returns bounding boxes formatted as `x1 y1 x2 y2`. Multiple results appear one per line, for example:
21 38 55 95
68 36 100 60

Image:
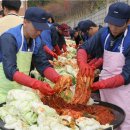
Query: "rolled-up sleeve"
0 33 18 80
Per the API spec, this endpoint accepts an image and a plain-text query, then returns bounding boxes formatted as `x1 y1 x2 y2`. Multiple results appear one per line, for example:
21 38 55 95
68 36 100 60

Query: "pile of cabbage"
0 89 111 130
0 89 76 130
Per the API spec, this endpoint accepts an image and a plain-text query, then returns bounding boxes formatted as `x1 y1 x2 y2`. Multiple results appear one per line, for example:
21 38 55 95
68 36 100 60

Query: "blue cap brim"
104 15 127 27
32 21 49 31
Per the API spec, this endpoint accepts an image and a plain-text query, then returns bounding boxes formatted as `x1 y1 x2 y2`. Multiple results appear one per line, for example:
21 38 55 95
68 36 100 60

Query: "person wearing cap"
39 12 58 60
70 29 83 49
0 7 72 104
47 12 55 26
76 20 103 71
78 20 103 100
79 20 103 72
77 2 130 129
41 23 68 56
50 23 70 54
41 30 58 60
77 20 89 41
0 0 23 34
80 20 102 38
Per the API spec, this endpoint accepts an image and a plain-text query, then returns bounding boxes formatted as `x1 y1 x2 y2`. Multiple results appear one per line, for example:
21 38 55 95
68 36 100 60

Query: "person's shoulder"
0 15 22 22
1 33 13 38
95 26 108 38
99 26 107 32
7 15 23 23
0 33 16 45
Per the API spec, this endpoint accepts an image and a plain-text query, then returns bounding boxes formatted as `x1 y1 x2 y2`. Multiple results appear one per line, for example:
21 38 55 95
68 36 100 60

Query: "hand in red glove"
43 45 58 60
52 52 58 60
77 49 94 76
54 44 62 55
88 58 98 66
77 49 87 66
33 81 55 95
92 58 103 69
79 62 95 77
62 44 67 52
91 75 124 91
43 67 60 83
13 71 55 95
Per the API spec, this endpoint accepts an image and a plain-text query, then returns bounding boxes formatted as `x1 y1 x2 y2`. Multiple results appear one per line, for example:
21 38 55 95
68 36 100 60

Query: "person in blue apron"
40 12 58 60
41 29 58 60
0 7 72 103
77 2 130 130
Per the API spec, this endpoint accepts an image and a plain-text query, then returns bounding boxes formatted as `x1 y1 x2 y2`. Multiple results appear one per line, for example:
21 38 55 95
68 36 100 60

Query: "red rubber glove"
43 67 60 83
62 44 67 52
91 75 124 91
53 44 62 55
77 49 94 77
43 45 58 60
92 57 103 69
13 71 55 95
88 58 98 66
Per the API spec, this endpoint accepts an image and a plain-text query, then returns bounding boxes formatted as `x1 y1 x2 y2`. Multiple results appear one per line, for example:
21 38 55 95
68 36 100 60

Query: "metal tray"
0 101 125 130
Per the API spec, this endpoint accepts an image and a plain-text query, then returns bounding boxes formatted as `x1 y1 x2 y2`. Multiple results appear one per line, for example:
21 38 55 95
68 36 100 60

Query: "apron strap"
120 28 128 53
104 33 110 48
19 26 24 51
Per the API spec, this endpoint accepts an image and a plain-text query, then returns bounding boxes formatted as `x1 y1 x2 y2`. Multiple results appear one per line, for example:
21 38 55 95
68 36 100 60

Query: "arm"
40 32 58 59
91 40 130 91
33 45 72 90
51 27 61 55
0 34 54 95
91 75 124 91
121 47 130 85
0 33 18 80
32 44 60 83
43 45 58 60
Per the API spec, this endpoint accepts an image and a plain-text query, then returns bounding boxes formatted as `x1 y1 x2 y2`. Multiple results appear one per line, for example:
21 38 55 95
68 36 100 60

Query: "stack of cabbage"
0 89 78 130
0 89 111 130
44 41 78 86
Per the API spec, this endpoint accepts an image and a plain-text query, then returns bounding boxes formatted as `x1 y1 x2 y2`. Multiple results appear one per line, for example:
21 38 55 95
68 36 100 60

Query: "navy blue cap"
24 7 49 31
104 2 130 27
80 20 96 33
77 20 84 31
